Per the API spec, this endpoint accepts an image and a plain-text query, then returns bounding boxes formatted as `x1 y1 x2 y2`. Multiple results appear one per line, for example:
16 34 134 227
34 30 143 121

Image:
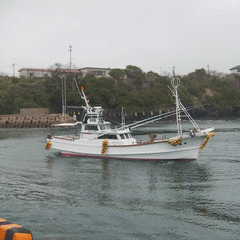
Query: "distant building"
79 67 112 78
229 65 240 75
18 68 52 78
162 71 171 77
18 67 112 78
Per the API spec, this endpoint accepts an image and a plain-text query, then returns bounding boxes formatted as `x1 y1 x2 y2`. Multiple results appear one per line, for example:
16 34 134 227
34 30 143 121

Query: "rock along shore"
0 114 74 128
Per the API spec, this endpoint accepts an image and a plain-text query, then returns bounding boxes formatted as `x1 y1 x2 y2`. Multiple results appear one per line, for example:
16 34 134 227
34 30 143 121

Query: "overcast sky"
1 0 240 76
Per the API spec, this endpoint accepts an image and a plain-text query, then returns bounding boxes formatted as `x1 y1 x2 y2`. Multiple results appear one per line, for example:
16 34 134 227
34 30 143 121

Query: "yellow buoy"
101 140 108 154
200 132 215 149
168 136 182 146
45 141 52 150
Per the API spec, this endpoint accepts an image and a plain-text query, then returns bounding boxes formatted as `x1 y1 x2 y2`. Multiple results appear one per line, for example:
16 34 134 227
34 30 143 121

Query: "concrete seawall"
0 114 74 129
0 108 169 129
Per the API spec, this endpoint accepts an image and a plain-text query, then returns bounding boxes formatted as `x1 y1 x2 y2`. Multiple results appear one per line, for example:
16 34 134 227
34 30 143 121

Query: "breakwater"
0 114 73 128
0 108 170 128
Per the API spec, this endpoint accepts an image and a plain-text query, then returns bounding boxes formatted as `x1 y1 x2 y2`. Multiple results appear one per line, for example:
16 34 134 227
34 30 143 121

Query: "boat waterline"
61 151 197 161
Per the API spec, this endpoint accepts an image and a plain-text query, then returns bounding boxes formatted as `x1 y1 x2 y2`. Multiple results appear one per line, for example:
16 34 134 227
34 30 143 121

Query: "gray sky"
1 0 240 76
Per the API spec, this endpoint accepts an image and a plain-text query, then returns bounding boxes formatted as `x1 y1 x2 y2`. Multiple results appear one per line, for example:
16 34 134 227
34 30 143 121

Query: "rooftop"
229 65 240 70
18 68 50 72
55 69 81 73
79 67 112 71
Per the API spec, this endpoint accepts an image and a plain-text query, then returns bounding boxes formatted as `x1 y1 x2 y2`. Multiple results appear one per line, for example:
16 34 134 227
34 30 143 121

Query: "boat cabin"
81 123 111 132
81 106 111 132
79 103 137 144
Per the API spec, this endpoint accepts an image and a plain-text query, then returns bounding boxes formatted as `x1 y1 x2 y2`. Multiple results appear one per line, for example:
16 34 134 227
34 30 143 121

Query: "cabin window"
98 135 106 139
108 135 118 139
83 116 89 123
120 134 125 139
124 134 129 139
89 116 97 122
85 125 98 131
84 115 97 123
98 134 118 139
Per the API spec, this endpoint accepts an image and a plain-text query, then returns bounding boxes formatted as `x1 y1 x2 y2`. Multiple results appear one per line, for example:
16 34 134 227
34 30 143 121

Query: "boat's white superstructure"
46 77 215 161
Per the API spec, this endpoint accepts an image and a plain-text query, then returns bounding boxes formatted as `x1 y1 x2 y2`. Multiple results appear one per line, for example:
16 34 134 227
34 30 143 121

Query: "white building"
79 67 112 78
18 68 52 78
18 67 112 78
229 65 240 75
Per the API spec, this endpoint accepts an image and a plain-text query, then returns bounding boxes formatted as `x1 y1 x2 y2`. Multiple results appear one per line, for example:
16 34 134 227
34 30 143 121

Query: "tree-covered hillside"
0 66 239 118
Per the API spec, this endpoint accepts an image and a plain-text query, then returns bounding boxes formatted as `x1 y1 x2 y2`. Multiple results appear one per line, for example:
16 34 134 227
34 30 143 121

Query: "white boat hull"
49 134 207 161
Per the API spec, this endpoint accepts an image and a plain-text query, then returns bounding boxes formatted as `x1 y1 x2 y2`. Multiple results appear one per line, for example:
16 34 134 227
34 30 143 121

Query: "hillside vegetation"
0 66 240 118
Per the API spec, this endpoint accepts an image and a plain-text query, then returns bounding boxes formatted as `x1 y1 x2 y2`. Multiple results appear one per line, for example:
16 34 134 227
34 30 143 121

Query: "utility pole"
207 65 209 74
69 45 72 71
172 66 175 76
12 63 15 77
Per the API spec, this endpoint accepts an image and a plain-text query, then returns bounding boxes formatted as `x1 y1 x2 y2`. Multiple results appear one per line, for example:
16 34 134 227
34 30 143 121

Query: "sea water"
0 120 239 240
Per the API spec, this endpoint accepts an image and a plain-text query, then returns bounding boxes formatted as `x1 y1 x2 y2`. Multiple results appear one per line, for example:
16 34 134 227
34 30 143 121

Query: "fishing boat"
45 76 215 161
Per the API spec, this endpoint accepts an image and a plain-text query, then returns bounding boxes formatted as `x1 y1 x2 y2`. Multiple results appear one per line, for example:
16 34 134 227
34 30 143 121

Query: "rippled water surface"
0 120 240 240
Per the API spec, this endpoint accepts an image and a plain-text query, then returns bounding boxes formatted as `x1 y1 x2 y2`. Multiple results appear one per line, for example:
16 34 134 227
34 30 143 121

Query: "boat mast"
73 76 92 114
171 69 182 136
80 87 92 113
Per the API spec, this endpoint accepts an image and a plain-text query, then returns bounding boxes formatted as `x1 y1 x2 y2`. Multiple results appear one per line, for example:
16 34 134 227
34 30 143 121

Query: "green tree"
125 65 146 88
109 68 125 80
